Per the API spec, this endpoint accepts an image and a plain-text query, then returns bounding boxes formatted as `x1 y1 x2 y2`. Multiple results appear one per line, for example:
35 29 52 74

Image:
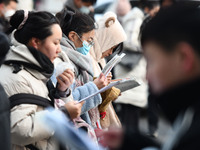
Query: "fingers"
64 69 74 78
56 77 66 87
78 100 85 106
64 101 83 119
62 72 73 84
56 69 75 91
99 73 105 79
107 72 112 78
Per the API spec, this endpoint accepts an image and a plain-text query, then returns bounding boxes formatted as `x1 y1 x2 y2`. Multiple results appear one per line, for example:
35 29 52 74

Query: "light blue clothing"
50 69 57 86
58 35 102 127
51 68 102 126
72 81 102 126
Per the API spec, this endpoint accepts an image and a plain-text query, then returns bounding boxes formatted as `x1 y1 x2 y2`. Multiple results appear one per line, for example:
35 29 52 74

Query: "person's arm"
60 100 84 120
48 69 74 102
72 81 102 114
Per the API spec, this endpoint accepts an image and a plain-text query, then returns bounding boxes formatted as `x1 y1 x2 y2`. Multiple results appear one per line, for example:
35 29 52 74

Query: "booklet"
78 78 140 103
101 53 126 77
78 80 122 103
112 78 140 93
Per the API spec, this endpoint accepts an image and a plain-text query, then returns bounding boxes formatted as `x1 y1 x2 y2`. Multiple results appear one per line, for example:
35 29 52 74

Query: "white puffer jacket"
0 36 59 150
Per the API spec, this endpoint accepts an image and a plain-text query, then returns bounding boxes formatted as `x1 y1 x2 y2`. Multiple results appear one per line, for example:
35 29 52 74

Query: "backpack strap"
9 93 54 150
4 60 44 74
9 93 54 109
26 144 40 150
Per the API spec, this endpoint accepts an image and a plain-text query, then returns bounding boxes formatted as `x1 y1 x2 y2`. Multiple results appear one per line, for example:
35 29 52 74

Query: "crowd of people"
0 0 200 150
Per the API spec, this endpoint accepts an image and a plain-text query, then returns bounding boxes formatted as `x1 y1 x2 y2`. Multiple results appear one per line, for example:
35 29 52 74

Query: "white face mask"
79 6 90 14
4 9 15 21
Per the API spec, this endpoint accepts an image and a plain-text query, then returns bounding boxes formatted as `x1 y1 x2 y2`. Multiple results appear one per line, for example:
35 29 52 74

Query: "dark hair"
9 10 59 45
113 43 123 55
0 32 10 65
82 0 97 5
11 0 18 3
141 4 200 56
56 8 95 37
0 0 10 5
139 0 160 10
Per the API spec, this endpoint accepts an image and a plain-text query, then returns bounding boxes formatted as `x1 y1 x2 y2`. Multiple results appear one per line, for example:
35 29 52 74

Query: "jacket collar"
153 77 200 124
6 34 54 81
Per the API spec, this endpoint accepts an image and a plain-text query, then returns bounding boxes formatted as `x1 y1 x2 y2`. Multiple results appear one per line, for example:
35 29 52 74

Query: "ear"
105 17 115 28
176 42 195 73
68 31 77 42
28 37 41 50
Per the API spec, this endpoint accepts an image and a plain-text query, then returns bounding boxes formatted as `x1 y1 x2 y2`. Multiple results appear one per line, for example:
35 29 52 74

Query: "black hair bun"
10 10 25 29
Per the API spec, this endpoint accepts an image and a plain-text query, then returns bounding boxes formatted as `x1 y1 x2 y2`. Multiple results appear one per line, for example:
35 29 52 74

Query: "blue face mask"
79 6 90 14
76 41 92 55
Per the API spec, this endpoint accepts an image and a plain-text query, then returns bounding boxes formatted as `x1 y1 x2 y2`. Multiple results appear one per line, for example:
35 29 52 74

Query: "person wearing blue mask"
75 32 94 55
55 8 109 134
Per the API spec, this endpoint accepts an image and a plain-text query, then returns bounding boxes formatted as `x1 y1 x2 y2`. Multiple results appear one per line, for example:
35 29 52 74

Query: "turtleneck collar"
152 77 200 124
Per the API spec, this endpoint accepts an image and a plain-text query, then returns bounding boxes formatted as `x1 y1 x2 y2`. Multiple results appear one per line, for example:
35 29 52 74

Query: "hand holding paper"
94 73 108 89
78 80 121 103
77 78 140 103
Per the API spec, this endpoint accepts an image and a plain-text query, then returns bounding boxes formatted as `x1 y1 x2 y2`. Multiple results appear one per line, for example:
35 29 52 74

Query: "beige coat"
0 37 66 150
114 7 148 108
90 12 127 129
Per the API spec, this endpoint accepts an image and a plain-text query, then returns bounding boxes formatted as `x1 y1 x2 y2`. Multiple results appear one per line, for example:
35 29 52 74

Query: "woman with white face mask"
4 0 18 21
55 8 109 131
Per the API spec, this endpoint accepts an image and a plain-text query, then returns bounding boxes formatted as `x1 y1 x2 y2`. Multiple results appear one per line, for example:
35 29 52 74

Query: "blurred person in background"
17 0 33 11
100 3 200 150
160 0 176 7
3 0 18 35
36 0 67 14
0 0 10 32
114 0 160 133
90 11 127 129
105 0 132 23
0 32 11 150
65 0 97 20
4 0 17 21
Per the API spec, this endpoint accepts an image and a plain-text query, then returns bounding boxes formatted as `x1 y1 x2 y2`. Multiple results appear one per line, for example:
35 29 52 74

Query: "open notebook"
78 78 140 103
111 78 140 93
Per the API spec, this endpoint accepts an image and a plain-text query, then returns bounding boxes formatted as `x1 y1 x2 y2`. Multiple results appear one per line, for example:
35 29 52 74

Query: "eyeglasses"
76 33 94 47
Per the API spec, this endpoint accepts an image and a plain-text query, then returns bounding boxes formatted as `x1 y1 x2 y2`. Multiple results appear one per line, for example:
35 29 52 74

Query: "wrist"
60 106 70 118
57 88 71 98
